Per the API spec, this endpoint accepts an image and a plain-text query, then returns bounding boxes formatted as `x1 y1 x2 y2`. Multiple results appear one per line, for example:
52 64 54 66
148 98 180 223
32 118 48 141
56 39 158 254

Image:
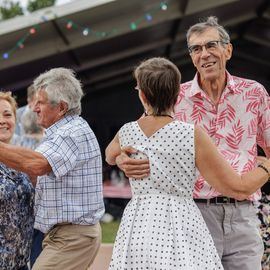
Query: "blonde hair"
0 91 17 117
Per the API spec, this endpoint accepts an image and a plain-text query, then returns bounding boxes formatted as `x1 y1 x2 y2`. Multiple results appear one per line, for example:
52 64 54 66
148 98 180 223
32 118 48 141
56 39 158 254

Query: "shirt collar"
45 114 78 137
188 71 236 98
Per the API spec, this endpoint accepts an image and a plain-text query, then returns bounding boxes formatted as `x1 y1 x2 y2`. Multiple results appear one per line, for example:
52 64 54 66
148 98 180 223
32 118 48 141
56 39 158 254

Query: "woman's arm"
195 126 270 200
105 132 121 165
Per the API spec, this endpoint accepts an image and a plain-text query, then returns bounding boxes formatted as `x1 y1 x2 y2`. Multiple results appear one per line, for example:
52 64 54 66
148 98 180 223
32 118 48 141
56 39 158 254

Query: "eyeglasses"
188 40 228 55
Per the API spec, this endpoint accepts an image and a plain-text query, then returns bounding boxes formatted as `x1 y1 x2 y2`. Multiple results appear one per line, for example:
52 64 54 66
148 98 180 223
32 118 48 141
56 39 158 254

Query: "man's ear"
59 101 68 116
225 43 233 61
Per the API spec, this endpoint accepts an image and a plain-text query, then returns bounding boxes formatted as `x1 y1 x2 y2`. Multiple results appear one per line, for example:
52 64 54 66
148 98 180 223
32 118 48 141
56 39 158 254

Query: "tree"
27 0 56 13
0 0 23 20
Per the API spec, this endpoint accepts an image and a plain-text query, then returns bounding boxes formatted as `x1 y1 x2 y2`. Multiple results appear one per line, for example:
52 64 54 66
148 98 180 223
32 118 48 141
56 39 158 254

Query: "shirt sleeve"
257 85 270 148
36 134 79 178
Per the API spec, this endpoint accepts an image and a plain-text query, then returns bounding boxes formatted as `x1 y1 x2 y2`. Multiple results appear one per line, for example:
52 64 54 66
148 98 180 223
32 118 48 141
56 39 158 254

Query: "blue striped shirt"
34 115 104 233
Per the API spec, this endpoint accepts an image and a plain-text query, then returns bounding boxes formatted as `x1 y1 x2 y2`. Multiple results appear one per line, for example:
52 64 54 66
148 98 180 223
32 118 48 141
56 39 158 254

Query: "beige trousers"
32 222 101 270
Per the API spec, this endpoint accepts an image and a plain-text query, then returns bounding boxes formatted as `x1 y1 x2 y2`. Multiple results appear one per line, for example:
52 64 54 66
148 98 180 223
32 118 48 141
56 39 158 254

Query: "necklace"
144 112 173 119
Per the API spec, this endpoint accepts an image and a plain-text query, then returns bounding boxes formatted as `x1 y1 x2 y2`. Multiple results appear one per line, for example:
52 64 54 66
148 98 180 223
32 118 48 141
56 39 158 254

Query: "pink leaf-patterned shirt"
174 71 270 201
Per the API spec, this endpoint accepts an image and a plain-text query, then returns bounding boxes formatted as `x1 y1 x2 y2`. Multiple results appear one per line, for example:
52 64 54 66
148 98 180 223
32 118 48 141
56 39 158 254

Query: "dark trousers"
30 229 44 268
18 266 29 270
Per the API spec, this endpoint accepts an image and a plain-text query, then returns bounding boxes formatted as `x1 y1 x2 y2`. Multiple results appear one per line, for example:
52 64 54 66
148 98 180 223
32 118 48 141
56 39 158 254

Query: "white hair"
186 16 230 46
33 68 83 115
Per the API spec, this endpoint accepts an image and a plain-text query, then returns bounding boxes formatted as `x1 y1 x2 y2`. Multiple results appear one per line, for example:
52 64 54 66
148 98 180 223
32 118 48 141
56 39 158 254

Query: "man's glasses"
188 40 228 55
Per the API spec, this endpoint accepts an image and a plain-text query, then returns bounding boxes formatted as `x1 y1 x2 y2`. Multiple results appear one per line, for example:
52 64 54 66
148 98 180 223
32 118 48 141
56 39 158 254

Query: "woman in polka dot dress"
106 57 270 270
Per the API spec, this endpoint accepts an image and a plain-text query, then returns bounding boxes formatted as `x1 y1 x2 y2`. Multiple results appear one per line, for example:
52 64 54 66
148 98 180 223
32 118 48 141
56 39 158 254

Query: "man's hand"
115 146 150 179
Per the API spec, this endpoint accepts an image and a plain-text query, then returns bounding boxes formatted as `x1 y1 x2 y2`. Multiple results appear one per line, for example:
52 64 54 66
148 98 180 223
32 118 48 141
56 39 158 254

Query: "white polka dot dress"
109 121 223 270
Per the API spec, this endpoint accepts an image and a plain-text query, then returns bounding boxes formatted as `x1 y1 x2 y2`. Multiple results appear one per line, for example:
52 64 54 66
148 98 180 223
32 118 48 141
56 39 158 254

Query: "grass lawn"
101 220 120 243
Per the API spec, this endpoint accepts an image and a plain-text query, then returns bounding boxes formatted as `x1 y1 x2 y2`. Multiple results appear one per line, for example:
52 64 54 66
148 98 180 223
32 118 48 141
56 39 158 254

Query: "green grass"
101 220 120 243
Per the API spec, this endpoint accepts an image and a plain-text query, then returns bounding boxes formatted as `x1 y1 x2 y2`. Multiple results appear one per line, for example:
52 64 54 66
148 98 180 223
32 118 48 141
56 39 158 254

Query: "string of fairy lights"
1 1 169 61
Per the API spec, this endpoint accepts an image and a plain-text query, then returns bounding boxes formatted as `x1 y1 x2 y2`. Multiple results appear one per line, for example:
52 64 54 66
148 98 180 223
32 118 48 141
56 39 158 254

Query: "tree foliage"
27 0 56 13
0 0 23 20
0 0 57 20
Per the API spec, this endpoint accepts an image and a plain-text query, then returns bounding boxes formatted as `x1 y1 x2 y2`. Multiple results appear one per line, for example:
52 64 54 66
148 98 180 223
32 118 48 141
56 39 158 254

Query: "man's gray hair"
186 16 230 46
33 67 83 115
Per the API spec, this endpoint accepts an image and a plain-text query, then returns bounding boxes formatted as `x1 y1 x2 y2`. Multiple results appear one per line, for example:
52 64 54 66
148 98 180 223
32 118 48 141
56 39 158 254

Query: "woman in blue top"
0 91 35 270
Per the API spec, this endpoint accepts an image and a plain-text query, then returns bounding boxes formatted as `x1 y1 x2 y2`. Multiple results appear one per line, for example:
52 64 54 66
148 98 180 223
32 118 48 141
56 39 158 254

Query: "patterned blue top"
0 163 34 270
34 115 104 233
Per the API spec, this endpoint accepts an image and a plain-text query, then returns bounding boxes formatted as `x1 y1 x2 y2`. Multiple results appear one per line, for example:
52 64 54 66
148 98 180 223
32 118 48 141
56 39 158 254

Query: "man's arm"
0 142 51 185
105 131 150 179
115 146 150 179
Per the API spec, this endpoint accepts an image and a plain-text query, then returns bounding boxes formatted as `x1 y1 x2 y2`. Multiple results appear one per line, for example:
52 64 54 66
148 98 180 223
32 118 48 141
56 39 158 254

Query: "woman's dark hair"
134 57 181 115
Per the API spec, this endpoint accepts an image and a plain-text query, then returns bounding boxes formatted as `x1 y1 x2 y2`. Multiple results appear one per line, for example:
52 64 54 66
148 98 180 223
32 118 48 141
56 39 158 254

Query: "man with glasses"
115 16 270 270
174 15 270 270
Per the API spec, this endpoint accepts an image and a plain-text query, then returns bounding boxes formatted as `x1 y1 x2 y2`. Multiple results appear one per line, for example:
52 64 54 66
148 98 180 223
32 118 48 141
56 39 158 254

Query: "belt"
194 196 249 205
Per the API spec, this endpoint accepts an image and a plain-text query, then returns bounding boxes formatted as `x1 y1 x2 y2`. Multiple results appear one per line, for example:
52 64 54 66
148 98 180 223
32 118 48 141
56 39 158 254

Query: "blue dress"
0 163 35 270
